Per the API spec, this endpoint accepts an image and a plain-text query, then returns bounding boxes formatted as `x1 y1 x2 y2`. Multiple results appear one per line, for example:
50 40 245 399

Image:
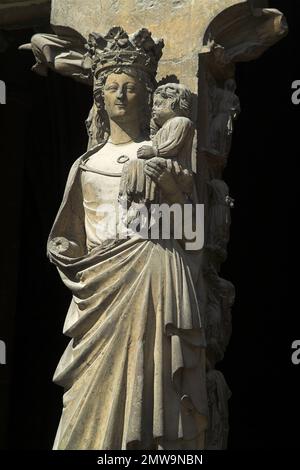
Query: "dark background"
0 0 299 450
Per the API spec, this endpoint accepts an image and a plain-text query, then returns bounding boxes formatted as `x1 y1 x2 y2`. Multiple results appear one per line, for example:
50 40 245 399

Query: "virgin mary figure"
47 27 208 450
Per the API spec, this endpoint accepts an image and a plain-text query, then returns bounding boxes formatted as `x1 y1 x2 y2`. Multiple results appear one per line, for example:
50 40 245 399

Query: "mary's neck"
109 118 142 144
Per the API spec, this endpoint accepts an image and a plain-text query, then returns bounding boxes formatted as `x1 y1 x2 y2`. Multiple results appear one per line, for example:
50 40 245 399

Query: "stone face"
50 0 250 91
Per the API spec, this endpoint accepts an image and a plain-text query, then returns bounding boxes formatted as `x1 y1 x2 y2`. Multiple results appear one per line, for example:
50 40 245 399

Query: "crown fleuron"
83 26 164 80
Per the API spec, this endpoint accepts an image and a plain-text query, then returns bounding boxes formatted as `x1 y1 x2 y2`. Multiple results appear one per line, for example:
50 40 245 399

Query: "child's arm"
137 118 194 160
153 117 194 158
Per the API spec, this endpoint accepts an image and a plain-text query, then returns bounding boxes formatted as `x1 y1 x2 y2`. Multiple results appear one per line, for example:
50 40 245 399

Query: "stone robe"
48 141 208 450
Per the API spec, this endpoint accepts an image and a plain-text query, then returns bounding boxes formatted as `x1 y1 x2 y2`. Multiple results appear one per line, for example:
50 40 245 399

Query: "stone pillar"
22 0 287 449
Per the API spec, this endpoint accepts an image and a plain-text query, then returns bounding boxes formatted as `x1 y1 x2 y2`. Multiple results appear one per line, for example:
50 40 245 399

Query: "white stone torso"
81 140 150 251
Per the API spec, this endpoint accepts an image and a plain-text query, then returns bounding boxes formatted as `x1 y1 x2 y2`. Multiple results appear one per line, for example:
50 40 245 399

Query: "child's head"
152 83 192 126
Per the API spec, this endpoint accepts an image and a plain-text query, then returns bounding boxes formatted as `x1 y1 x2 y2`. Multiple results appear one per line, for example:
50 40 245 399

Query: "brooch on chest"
80 154 130 177
116 155 130 164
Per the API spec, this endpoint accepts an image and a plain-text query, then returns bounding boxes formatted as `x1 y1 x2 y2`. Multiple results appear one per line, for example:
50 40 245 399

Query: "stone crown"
83 26 164 80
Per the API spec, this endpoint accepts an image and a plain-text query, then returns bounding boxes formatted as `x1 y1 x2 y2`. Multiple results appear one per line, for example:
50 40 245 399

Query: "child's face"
152 94 176 126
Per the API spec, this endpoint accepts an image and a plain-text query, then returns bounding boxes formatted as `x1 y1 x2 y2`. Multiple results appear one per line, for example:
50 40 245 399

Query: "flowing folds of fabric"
48 147 208 449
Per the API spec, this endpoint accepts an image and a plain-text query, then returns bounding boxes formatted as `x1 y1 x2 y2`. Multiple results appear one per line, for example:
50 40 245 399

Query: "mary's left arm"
143 157 200 250
143 157 190 204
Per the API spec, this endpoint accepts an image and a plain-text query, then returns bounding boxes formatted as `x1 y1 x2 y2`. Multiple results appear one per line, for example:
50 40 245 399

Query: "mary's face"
103 72 142 122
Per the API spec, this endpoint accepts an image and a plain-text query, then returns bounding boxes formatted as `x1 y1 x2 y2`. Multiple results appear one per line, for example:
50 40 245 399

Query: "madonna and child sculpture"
47 27 208 450
19 0 288 450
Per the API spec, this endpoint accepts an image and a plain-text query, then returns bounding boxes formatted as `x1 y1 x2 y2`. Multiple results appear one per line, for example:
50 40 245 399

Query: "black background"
0 0 299 450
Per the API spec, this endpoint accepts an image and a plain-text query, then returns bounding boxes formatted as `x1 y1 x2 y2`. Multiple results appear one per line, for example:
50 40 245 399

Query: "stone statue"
19 27 90 84
47 27 208 450
20 1 288 451
119 83 195 207
139 83 194 169
206 179 233 263
209 78 240 158
206 369 231 450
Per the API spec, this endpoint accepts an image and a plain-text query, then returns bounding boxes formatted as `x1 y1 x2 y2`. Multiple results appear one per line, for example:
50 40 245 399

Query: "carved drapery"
20 0 287 449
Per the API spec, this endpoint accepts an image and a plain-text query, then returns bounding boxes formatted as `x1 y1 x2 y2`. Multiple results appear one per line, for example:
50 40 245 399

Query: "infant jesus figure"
119 83 195 210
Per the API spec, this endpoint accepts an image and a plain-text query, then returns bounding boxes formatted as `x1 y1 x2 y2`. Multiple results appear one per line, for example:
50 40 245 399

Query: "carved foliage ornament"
82 26 164 80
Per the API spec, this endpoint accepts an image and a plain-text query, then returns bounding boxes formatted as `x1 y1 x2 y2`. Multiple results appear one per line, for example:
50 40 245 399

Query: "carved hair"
150 83 192 137
92 66 155 144
154 83 192 118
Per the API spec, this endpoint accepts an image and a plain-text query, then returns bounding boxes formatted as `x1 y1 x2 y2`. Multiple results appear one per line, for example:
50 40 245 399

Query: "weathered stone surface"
21 0 288 450
50 0 251 91
47 48 208 448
